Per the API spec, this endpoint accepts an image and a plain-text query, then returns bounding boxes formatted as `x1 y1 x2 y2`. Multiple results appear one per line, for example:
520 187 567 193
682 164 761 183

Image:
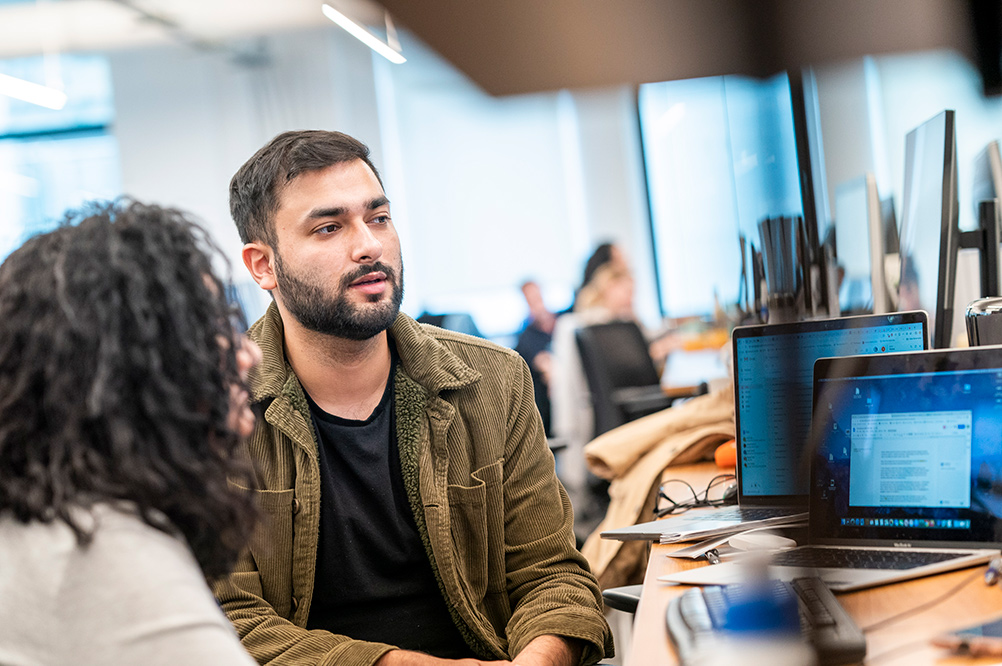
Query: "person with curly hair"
0 199 262 665
215 130 613 665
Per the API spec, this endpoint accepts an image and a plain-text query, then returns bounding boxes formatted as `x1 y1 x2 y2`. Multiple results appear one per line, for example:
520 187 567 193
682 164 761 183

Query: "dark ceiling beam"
376 0 975 96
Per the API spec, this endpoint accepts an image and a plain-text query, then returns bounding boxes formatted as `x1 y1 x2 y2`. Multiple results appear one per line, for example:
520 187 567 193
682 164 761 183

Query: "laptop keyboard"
771 546 964 570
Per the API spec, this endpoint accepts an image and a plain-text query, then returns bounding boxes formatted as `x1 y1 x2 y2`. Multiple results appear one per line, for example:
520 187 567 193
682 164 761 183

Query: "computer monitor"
897 110 960 349
833 173 889 314
880 196 900 254
958 140 1001 315
973 140 1002 206
880 197 902 310
968 140 1002 302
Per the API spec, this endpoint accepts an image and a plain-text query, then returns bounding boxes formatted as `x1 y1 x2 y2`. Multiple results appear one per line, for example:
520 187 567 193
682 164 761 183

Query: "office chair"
602 584 644 614
416 312 484 338
600 583 644 664
575 321 674 437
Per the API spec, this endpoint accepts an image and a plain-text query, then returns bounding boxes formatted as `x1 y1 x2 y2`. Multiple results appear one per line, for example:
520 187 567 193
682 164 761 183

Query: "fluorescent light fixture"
322 3 406 64
0 72 66 110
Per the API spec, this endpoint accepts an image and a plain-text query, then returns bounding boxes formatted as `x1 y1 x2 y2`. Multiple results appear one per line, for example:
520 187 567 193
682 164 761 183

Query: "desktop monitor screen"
972 140 1002 301
834 174 887 314
972 139 1002 208
881 197 900 255
897 110 960 349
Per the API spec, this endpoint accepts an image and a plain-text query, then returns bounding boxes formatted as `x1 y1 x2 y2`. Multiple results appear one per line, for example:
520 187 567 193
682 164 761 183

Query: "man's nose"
350 222 383 263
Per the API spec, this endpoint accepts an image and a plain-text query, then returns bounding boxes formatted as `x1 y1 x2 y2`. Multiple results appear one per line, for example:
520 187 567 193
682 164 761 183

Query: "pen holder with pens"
758 216 810 324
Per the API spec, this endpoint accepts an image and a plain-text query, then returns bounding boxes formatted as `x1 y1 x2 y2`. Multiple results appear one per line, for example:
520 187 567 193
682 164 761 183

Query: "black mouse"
721 482 738 505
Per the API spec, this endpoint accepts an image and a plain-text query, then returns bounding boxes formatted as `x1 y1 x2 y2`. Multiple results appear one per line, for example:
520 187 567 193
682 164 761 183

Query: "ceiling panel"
0 0 330 58
376 0 976 96
0 0 983 96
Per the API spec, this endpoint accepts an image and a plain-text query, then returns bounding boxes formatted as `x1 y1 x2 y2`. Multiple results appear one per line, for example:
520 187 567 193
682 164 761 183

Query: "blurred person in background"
550 244 636 539
550 243 680 540
0 200 262 665
514 280 559 435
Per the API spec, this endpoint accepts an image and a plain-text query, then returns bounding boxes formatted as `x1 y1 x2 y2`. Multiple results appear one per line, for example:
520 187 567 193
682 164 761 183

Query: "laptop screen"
810 346 1002 547
732 312 928 504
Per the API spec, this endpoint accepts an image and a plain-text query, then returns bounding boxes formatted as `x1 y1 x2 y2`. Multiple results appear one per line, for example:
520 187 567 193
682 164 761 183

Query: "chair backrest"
576 321 662 435
416 312 484 338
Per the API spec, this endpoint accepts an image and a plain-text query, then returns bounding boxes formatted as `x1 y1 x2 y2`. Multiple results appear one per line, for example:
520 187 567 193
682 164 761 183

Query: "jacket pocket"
447 459 506 611
230 570 265 599
247 487 297 619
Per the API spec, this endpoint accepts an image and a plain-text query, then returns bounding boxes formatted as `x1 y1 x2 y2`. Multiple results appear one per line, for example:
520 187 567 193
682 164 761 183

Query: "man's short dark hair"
229 130 383 245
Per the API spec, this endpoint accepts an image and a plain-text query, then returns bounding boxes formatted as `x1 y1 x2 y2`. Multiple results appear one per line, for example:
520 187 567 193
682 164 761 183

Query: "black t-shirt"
304 358 473 658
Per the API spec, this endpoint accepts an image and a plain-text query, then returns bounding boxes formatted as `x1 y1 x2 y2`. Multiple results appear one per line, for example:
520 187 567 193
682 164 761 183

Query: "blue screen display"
811 360 1002 545
735 320 926 498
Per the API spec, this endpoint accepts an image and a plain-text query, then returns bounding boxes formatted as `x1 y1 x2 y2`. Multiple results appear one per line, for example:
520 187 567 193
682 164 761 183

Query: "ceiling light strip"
0 72 66 110
321 3 406 64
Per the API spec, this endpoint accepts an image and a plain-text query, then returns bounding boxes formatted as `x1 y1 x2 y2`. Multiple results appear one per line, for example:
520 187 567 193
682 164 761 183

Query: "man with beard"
214 130 613 666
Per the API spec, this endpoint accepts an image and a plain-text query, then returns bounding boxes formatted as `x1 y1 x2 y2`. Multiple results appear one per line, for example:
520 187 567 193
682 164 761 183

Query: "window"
0 54 120 260
639 73 803 318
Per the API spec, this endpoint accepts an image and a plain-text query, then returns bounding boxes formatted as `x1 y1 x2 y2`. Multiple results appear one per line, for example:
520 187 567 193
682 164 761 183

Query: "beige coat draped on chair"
580 386 735 589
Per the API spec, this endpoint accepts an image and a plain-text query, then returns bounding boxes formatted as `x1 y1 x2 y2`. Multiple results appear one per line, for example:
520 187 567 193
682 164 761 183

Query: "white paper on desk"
664 525 797 558
600 512 806 543
656 515 806 544
666 540 740 560
658 563 801 586
658 563 748 586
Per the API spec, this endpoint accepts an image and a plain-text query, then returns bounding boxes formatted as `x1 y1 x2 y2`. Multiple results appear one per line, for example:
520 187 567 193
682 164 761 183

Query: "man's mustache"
339 263 397 289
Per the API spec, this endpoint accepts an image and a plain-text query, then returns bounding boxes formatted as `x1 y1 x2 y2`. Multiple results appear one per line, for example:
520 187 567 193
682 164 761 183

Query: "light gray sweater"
0 505 255 666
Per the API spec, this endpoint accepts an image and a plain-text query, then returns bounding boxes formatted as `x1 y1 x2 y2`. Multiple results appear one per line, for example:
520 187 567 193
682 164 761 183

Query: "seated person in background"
514 280 558 435
576 243 625 303
0 200 261 665
215 129 613 665
550 250 637 537
549 243 682 539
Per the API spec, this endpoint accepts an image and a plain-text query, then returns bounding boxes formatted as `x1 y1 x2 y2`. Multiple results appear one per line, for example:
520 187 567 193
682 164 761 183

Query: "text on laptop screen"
735 322 926 497
812 365 1002 544
848 411 971 509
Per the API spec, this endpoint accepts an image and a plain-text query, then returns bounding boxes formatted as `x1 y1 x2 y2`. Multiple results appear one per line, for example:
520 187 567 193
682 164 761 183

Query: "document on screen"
848 411 972 508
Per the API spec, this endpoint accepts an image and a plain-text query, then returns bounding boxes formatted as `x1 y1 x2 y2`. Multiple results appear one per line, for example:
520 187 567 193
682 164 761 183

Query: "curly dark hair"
229 129 383 245
0 199 257 580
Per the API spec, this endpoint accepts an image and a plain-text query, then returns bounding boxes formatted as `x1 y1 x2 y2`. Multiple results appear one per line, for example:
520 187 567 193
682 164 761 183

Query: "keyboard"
666 577 867 666
771 546 964 570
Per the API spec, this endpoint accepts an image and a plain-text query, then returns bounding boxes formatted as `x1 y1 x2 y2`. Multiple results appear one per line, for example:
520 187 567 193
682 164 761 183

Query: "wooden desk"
626 464 1002 665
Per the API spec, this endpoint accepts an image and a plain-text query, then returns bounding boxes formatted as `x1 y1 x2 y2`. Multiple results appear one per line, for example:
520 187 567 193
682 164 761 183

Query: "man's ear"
242 242 277 291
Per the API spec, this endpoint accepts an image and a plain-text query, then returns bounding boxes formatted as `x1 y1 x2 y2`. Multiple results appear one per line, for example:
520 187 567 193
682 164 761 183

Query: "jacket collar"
389 312 481 392
246 301 480 403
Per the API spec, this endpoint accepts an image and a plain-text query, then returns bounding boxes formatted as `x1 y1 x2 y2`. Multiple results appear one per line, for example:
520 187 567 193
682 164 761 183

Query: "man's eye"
372 215 390 225
316 224 339 234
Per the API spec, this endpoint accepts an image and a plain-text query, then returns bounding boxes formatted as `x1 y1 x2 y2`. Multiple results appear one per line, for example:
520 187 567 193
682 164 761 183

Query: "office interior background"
1 0 1001 347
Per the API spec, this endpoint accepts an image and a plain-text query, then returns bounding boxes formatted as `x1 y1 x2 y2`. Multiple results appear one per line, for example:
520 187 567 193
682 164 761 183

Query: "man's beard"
273 251 404 341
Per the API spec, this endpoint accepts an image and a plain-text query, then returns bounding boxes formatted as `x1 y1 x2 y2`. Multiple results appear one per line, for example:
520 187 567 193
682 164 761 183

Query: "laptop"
601 311 929 543
660 345 1002 591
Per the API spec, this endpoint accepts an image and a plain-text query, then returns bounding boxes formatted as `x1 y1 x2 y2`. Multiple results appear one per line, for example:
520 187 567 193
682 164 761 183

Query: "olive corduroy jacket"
212 304 613 665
